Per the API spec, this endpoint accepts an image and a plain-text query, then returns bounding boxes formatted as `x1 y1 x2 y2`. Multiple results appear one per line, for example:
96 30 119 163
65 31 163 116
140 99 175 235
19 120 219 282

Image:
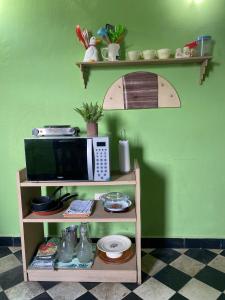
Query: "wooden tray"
97 247 134 264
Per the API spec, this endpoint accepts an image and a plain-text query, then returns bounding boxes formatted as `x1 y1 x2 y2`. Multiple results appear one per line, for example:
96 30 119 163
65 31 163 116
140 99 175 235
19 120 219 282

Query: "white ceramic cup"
127 50 140 61
157 48 171 59
142 49 156 60
101 43 120 61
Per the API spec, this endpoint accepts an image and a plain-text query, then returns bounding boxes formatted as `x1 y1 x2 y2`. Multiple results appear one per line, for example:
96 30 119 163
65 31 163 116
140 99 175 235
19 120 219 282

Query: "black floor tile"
141 271 150 283
169 293 189 300
217 294 225 300
32 292 53 300
76 291 98 300
38 281 59 290
122 282 139 291
0 292 9 300
0 247 11 259
80 282 100 290
122 292 143 300
195 266 225 292
150 248 181 264
219 250 225 257
154 265 191 291
14 250 22 263
185 249 216 264
0 266 23 290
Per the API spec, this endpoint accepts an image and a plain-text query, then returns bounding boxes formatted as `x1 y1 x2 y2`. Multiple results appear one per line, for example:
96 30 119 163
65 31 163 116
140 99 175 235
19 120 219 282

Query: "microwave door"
55 139 89 180
87 138 94 180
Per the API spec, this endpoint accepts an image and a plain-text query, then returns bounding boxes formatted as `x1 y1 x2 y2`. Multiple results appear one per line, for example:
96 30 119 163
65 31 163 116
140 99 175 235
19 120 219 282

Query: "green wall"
0 0 225 238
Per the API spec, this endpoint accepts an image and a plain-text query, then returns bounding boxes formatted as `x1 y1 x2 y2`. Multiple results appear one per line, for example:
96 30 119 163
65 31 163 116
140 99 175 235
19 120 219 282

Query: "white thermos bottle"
118 130 130 173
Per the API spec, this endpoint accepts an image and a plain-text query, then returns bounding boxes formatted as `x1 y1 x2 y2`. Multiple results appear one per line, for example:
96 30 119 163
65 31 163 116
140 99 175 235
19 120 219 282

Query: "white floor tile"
208 255 225 273
208 249 223 254
47 282 86 300
5 282 44 300
0 254 21 273
170 254 205 277
90 283 130 300
174 248 188 254
134 277 175 300
179 278 220 300
142 254 166 276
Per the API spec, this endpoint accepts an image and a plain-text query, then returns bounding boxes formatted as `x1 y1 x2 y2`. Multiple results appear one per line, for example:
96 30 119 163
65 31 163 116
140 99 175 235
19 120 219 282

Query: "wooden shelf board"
20 171 136 187
23 201 136 223
76 56 212 68
27 253 137 282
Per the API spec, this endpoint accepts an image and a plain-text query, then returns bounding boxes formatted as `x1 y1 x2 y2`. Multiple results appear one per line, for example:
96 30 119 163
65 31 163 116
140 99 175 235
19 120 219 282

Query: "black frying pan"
31 193 78 212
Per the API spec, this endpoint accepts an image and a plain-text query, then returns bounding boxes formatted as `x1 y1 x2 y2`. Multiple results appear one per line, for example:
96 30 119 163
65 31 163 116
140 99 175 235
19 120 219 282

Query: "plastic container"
197 35 212 56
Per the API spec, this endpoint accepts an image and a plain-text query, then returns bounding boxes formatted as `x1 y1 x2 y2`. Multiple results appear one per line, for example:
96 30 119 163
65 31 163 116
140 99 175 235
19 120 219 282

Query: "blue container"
197 35 212 56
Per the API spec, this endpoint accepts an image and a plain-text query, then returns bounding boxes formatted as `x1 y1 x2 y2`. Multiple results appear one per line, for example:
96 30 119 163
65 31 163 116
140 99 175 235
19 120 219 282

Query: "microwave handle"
87 139 94 180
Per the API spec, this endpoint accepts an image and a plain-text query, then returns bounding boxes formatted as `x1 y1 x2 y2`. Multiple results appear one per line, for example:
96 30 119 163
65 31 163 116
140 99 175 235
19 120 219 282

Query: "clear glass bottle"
76 223 93 263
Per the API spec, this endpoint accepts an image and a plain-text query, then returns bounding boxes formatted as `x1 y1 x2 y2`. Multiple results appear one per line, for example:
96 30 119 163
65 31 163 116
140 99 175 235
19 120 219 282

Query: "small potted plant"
74 102 103 137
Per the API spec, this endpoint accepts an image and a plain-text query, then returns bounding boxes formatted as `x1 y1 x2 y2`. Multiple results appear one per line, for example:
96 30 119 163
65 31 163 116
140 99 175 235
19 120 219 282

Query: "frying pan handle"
51 186 63 198
60 193 78 203
56 193 70 202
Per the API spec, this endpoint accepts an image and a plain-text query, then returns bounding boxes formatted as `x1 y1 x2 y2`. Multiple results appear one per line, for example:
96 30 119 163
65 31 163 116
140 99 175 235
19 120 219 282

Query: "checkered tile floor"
1 247 225 299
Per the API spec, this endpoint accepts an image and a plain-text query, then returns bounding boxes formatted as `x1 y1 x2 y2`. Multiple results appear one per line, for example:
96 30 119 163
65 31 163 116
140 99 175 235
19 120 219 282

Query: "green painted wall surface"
0 0 225 237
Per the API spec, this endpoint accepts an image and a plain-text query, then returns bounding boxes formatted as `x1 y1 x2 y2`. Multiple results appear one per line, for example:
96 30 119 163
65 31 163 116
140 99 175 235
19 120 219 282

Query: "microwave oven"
24 136 110 181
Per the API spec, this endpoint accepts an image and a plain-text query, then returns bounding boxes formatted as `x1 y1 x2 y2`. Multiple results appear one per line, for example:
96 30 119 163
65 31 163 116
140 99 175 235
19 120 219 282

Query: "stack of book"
63 200 95 218
30 238 59 269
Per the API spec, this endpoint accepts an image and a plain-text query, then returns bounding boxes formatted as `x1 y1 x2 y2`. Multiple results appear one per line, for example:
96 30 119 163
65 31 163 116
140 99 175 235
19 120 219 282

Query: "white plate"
97 235 131 258
104 199 132 212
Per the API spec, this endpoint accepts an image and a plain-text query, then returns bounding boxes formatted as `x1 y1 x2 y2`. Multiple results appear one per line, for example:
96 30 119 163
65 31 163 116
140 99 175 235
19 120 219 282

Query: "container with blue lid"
197 35 212 56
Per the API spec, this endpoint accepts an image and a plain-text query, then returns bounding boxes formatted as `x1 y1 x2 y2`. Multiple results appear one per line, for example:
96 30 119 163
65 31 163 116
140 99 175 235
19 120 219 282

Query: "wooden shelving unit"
76 56 212 88
16 161 141 284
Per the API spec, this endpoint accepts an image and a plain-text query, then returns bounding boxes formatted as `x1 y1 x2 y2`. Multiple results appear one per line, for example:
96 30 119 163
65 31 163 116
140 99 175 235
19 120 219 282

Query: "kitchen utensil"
97 235 131 258
75 25 88 49
76 223 93 263
31 193 78 212
157 48 171 59
98 247 134 264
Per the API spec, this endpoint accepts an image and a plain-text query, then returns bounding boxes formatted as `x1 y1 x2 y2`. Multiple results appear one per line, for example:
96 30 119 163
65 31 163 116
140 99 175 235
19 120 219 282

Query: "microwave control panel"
93 137 110 181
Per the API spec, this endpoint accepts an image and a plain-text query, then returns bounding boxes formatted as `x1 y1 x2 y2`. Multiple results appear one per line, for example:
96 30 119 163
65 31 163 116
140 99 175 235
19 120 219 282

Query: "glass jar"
197 35 212 56
76 223 93 263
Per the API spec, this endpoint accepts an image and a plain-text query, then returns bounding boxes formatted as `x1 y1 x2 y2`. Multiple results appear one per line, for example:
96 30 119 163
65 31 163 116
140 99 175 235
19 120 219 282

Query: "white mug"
157 48 171 59
101 43 120 61
142 49 156 60
127 50 140 61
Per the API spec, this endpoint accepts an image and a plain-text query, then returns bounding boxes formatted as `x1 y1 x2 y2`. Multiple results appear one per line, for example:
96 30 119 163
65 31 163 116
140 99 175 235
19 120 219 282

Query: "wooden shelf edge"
76 56 212 68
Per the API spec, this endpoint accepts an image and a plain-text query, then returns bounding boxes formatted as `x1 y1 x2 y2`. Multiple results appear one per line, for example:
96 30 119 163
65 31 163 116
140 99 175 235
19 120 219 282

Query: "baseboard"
1 237 224 249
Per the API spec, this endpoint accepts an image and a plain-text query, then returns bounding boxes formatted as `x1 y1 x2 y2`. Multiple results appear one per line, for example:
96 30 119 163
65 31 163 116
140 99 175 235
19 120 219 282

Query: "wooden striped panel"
123 72 158 109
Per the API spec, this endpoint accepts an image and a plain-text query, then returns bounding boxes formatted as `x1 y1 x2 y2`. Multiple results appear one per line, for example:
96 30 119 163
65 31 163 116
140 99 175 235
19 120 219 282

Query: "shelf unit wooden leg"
199 59 208 85
135 163 142 284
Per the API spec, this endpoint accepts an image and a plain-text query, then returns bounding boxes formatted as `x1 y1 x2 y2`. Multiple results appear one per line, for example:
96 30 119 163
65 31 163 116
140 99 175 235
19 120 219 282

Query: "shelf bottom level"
27 254 137 282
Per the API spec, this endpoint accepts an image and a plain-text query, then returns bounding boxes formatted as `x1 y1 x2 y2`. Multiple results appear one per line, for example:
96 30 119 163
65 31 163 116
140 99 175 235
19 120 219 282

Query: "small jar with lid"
197 35 213 56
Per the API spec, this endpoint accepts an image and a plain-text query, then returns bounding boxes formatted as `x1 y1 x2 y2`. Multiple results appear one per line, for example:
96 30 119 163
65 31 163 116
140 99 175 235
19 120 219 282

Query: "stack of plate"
97 235 134 264
100 192 132 213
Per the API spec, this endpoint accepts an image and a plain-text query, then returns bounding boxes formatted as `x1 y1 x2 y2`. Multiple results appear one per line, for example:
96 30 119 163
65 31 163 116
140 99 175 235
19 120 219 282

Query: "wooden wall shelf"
76 56 212 88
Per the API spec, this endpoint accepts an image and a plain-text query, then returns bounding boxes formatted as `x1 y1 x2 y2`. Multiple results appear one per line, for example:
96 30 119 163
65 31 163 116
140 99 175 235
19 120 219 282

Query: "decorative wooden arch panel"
103 71 180 110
